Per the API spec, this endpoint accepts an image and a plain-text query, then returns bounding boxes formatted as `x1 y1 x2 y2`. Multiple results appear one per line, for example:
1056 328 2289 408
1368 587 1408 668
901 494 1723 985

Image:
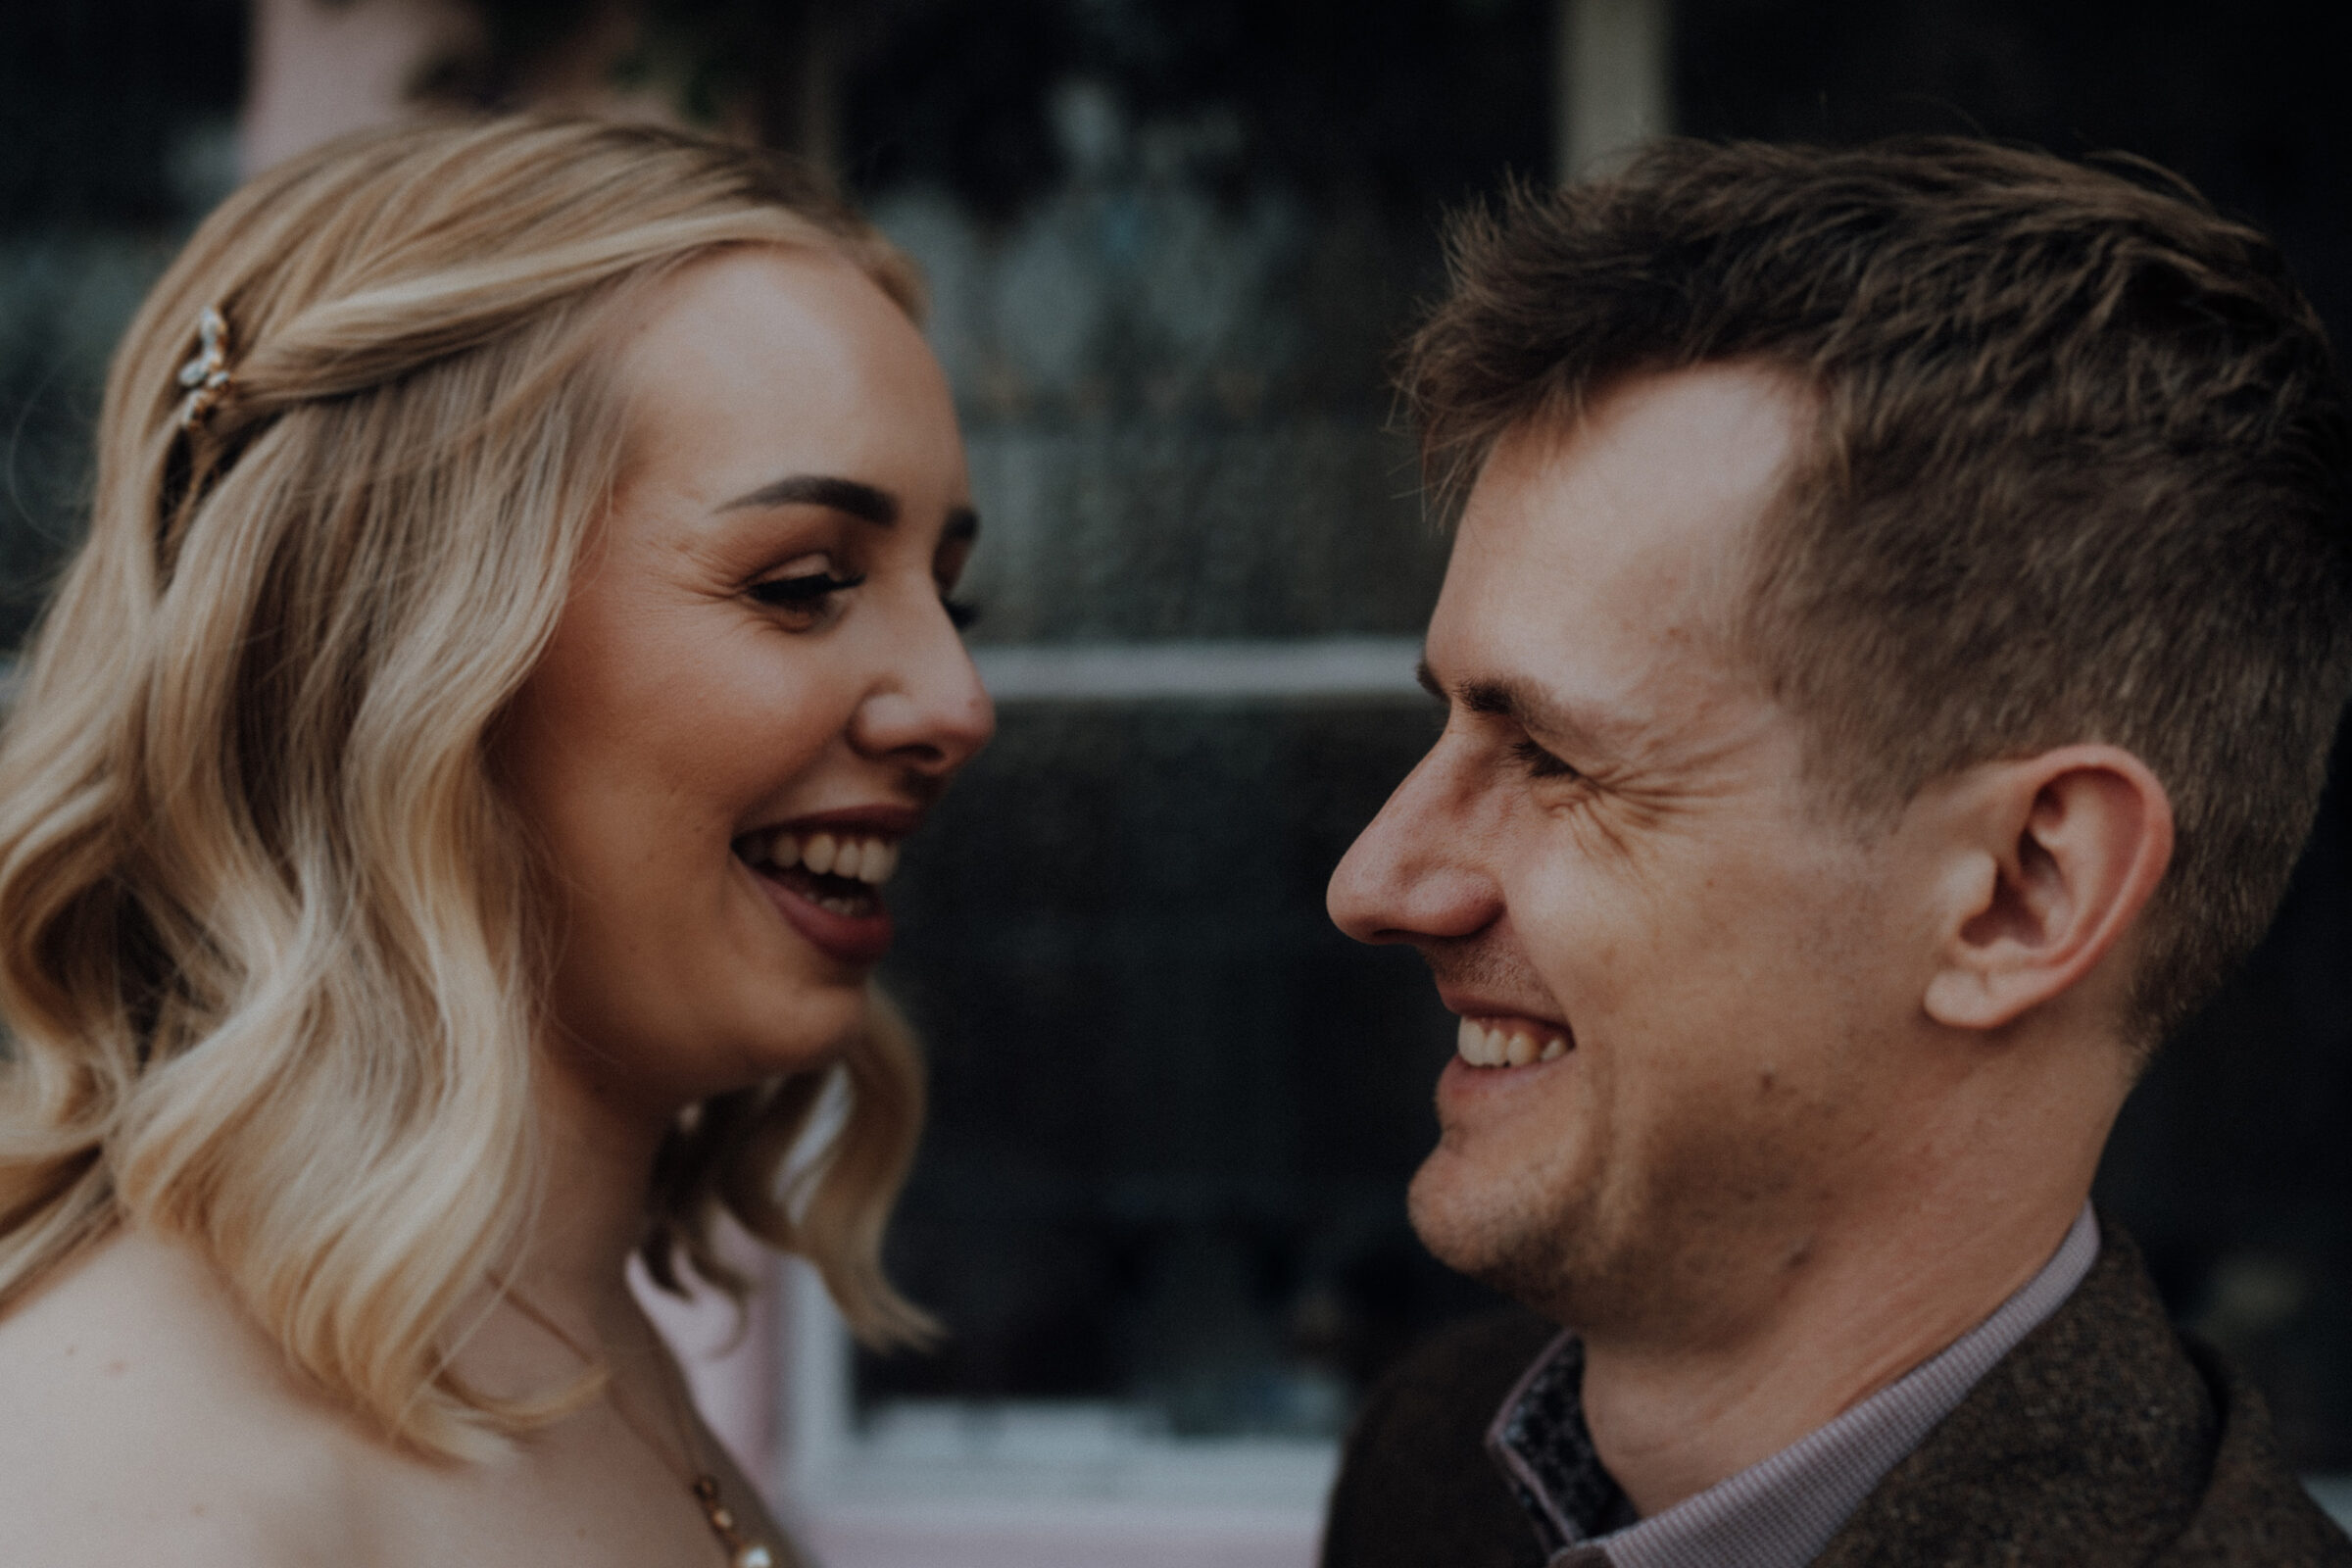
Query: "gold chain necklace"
502 1285 780 1568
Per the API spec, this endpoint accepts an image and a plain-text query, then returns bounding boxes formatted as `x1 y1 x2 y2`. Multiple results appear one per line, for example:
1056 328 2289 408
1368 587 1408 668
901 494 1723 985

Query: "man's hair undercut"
1406 137 2352 1045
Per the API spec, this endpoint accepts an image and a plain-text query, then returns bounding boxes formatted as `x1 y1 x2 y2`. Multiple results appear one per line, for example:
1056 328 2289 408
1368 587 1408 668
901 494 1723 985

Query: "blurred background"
5 0 2350 1561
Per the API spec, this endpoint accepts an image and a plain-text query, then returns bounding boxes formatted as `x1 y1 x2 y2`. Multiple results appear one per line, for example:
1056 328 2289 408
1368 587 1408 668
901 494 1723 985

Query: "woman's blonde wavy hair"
0 116 936 1457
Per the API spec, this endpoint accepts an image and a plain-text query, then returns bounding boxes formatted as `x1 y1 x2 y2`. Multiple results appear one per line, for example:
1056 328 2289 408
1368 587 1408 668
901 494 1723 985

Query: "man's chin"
1406 1148 1582 1311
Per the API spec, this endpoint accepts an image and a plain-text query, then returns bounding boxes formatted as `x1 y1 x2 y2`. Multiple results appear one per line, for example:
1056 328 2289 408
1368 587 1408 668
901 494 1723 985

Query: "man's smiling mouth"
1455 1015 1571 1069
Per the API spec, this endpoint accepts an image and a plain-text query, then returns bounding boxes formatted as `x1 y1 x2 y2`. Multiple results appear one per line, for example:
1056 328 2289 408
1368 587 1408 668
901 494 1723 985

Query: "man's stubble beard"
1407 1117 1674 1336
1403 974 1814 1343
1398 850 1884 1340
1401 934 1696 1335
1409 1117 1806 1343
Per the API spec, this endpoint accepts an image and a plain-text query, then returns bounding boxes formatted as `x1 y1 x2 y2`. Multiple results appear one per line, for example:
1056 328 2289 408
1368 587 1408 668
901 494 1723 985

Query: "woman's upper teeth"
765 829 900 885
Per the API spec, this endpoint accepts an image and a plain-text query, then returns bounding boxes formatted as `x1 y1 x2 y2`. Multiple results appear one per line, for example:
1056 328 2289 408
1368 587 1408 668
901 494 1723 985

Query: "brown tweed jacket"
1320 1227 2351 1567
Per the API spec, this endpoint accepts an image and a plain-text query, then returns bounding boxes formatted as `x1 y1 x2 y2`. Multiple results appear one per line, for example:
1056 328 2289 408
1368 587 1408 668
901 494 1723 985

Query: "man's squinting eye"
940 591 980 631
1510 737 1583 782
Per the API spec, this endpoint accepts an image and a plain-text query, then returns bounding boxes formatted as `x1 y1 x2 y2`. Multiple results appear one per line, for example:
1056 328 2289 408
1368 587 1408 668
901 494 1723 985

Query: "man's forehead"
1431 365 1808 742
1473 365 1806 552
1456 368 1802 611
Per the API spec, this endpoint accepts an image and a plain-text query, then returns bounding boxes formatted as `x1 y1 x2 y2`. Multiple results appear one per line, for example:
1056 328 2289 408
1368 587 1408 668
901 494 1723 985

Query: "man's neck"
1576 1188 2086 1519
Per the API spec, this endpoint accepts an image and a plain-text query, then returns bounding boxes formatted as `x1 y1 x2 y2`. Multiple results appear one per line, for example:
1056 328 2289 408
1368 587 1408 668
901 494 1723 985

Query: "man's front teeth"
765 830 900 885
1454 1016 1568 1068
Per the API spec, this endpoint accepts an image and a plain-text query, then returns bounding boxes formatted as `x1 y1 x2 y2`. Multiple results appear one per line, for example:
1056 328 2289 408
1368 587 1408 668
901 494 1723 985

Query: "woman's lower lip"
749 864 894 965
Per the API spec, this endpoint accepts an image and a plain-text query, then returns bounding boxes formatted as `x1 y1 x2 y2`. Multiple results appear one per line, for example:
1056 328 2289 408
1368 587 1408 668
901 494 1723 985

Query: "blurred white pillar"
1555 0 1674 179
629 1221 786 1484
240 0 685 178
775 1253 854 1494
240 0 480 176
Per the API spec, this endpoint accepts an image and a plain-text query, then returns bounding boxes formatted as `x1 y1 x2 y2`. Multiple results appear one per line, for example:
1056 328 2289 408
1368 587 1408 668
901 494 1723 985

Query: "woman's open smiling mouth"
734 810 916 965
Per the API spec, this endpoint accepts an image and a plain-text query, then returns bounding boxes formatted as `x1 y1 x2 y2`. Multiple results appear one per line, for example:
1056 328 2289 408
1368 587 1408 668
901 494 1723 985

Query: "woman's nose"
851 603 995 776
1327 741 1500 946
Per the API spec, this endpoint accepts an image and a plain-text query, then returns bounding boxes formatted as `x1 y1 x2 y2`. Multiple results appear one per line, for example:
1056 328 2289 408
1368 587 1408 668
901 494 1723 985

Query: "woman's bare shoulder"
0 1228 371 1565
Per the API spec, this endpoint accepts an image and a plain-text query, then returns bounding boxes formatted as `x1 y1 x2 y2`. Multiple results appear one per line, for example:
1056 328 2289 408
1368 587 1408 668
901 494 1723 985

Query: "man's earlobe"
1922 746 2174 1033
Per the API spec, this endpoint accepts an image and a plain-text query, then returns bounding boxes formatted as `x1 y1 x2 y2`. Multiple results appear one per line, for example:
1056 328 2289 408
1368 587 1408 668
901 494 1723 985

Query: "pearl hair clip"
175 307 234 429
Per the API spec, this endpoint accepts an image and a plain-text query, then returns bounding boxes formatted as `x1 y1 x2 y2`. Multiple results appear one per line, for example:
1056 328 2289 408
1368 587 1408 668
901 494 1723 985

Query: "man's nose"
1327 740 1502 946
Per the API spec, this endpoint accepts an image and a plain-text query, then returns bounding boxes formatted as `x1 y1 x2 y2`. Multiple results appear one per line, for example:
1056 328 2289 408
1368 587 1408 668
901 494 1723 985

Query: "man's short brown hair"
1405 137 2352 1044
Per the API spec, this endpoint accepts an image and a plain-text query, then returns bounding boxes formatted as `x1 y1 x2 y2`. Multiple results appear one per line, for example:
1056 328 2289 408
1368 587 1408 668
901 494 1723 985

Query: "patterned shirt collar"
1487 1204 2102 1568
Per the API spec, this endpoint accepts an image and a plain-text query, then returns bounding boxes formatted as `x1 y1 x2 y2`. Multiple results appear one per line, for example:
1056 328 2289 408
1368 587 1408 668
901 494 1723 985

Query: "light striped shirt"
1487 1204 2103 1568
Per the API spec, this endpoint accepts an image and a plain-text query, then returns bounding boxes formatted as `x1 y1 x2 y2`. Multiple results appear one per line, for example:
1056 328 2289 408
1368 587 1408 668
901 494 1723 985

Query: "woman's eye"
750 569 866 618
942 594 980 631
1511 738 1582 782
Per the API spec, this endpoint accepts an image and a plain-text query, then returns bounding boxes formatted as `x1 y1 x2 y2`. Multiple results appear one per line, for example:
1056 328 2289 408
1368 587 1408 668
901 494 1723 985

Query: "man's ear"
1921 745 2175 1033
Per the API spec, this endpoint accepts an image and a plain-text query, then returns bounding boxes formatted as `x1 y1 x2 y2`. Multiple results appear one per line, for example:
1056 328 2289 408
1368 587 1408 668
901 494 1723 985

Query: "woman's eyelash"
750 569 866 608
1511 738 1581 781
749 568 977 631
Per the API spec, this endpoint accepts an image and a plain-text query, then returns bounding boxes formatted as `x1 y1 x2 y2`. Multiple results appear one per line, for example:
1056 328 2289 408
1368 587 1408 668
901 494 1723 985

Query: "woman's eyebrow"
718 472 899 525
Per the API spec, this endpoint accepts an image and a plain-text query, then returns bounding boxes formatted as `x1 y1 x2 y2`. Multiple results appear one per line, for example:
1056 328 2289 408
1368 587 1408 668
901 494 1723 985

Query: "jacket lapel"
1812 1226 2215 1568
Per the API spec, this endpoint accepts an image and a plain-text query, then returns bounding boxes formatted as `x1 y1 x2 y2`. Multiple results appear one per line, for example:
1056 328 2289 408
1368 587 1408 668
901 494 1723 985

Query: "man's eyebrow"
1422 660 1636 759
719 473 899 525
